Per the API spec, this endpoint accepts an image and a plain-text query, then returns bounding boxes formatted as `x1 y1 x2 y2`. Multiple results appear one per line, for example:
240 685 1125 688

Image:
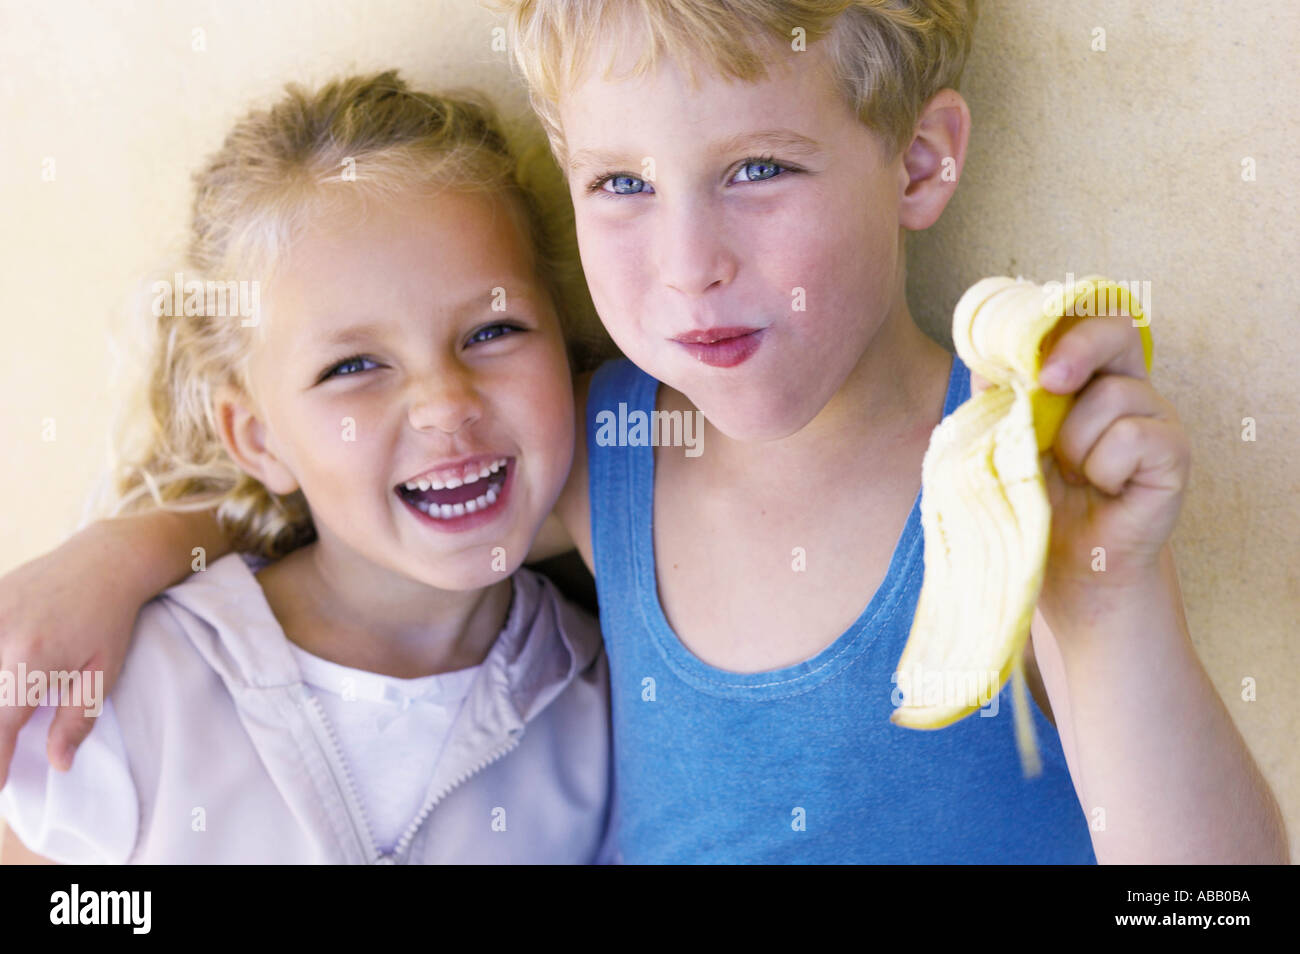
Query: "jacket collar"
160 553 598 739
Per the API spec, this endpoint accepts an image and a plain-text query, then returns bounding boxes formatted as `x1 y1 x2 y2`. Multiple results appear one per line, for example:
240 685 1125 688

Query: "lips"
671 326 766 368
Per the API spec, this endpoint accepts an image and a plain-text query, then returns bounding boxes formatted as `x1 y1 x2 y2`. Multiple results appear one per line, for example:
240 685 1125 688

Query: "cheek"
576 214 647 339
526 372 576 462
774 199 896 339
287 394 389 491
313 393 383 445
494 351 574 472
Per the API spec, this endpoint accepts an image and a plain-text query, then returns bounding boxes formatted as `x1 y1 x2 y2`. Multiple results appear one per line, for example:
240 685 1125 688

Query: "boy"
0 0 1288 863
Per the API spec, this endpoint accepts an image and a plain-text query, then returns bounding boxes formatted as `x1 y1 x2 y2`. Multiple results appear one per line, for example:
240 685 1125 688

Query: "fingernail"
1040 361 1069 390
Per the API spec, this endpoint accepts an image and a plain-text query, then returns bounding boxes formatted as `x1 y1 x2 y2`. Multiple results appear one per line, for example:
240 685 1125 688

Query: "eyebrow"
315 321 389 352
568 128 825 175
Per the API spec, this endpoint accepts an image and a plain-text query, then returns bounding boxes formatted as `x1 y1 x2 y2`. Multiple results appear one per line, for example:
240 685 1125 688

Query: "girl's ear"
212 384 299 496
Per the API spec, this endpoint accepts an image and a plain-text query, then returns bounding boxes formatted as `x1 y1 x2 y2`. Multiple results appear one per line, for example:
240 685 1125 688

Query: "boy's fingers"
1039 313 1149 393
48 707 98 772
1052 373 1173 479
1079 413 1187 501
970 369 990 394
46 654 114 771
0 701 37 789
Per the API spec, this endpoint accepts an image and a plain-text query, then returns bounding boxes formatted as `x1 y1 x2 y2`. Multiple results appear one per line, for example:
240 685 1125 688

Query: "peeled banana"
891 275 1154 777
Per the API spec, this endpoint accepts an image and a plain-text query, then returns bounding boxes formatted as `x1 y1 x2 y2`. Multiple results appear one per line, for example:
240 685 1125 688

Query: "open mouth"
395 457 510 521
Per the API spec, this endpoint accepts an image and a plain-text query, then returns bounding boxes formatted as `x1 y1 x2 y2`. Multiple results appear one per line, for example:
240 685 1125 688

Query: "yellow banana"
891 275 1153 777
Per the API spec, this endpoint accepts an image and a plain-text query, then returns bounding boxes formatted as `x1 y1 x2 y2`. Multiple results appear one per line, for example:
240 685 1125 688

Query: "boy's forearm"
92 507 231 596
1052 545 1289 864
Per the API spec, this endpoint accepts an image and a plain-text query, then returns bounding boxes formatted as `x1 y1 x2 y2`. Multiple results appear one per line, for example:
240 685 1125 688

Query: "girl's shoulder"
135 551 299 698
503 565 604 680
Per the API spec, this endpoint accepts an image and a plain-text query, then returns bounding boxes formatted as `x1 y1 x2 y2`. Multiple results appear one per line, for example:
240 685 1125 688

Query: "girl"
0 70 613 864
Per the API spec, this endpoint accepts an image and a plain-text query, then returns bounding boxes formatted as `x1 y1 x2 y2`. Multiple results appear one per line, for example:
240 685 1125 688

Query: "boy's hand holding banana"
893 275 1191 775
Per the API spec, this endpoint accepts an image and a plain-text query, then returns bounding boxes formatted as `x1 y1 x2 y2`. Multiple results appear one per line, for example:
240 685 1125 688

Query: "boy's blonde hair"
493 0 977 167
99 70 597 559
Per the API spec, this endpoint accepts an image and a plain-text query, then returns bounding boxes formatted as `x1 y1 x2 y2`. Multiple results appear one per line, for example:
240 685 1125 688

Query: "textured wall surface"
0 1 1295 860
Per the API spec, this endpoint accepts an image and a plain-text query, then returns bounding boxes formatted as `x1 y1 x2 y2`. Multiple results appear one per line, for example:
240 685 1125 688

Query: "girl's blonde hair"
490 0 977 167
98 70 600 560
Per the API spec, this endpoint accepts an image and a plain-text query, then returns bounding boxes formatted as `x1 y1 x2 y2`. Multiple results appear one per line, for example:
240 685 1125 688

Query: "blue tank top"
586 353 1098 864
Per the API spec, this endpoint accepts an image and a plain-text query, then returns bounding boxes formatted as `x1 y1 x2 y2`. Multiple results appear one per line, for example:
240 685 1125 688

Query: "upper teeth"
403 457 506 491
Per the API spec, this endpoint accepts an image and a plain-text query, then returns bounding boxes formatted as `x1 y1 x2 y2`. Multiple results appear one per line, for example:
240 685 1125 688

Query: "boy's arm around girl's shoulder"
0 692 138 865
0 504 232 788
0 592 225 866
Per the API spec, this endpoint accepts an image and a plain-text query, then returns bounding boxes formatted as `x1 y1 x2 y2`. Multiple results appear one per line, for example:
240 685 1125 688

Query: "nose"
407 365 483 435
654 197 738 297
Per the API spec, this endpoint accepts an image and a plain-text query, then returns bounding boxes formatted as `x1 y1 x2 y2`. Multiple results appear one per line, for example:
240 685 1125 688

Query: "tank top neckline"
627 351 965 699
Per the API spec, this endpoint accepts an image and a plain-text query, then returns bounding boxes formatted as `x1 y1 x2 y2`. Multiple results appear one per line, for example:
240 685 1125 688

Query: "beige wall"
1 1 1295 860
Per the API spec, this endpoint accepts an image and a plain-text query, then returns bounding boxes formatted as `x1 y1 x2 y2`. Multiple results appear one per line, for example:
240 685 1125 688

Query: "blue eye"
323 355 380 379
589 157 793 196
592 174 655 196
466 323 523 346
732 157 785 183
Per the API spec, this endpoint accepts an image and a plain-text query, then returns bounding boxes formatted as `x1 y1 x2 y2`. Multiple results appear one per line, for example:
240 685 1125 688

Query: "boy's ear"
897 88 972 231
212 384 299 496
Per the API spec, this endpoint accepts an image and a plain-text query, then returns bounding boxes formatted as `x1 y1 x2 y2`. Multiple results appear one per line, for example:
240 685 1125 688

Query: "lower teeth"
412 486 499 519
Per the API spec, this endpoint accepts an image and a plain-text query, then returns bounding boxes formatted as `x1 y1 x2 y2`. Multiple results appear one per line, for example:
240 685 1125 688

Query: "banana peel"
891 275 1153 777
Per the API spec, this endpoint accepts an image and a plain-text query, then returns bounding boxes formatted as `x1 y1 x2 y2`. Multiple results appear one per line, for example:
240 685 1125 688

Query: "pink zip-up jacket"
1 553 615 864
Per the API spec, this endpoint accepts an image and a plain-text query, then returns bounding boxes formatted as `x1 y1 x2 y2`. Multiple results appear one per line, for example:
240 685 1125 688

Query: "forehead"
257 189 543 337
558 32 857 171
284 189 536 284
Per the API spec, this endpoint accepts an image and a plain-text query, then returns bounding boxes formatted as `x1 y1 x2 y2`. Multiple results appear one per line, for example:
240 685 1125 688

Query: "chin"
682 378 817 444
683 400 788 443
413 559 519 593
383 527 530 591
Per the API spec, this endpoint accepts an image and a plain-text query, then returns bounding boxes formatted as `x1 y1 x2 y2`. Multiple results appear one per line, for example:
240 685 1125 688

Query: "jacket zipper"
303 693 382 863
307 690 527 865
386 730 524 863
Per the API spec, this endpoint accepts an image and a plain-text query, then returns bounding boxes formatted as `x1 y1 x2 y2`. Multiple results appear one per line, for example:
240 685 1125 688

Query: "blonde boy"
492 0 1288 863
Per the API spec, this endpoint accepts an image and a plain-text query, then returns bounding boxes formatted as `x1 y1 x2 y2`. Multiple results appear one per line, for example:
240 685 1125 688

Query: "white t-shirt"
247 549 484 852
286 644 480 852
